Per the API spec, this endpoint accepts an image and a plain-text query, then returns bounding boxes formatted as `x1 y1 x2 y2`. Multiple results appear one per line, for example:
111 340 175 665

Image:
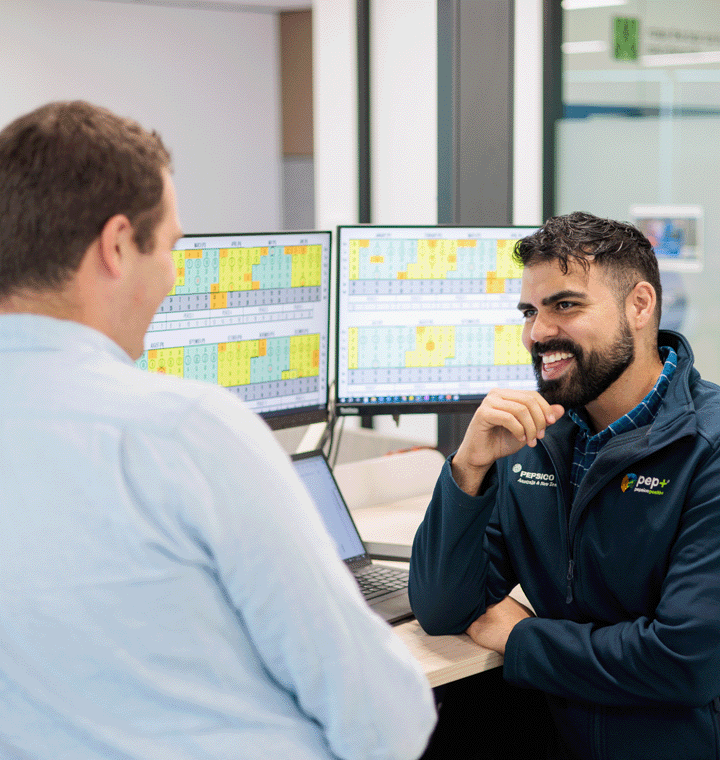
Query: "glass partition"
556 0 720 382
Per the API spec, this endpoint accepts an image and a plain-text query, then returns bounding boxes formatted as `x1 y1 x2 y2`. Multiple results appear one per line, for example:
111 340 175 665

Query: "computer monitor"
137 230 332 430
335 225 539 416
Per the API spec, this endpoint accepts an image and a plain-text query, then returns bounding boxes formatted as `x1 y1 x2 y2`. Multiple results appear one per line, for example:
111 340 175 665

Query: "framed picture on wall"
630 205 703 273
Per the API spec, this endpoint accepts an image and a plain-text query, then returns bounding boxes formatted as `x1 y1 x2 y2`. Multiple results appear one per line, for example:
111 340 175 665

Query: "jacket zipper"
539 438 577 606
566 558 576 604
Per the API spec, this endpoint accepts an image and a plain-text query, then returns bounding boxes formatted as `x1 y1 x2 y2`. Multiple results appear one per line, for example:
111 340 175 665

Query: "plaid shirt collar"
568 345 677 494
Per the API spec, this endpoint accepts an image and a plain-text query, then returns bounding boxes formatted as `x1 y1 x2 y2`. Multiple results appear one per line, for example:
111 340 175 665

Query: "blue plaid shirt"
568 346 677 496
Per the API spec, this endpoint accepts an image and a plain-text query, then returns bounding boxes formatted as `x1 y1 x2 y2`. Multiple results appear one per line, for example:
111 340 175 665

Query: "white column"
313 0 359 232
371 0 438 224
513 0 544 226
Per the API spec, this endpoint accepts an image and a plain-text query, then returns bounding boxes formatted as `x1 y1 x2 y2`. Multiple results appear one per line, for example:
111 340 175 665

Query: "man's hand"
466 596 535 655
451 389 564 496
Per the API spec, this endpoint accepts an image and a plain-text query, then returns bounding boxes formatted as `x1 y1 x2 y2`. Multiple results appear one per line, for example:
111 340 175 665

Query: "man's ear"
626 281 657 330
96 214 134 279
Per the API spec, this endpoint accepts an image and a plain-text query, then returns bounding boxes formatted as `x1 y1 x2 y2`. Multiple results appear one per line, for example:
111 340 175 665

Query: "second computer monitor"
336 225 538 416
137 230 332 429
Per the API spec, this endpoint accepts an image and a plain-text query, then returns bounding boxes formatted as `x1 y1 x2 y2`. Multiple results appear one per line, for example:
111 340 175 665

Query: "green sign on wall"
614 17 640 61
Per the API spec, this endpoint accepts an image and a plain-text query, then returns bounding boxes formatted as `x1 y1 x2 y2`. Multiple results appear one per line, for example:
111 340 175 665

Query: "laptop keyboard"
355 565 409 600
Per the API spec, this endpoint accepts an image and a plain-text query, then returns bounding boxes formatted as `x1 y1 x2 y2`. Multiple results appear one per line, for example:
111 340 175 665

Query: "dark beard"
531 324 635 409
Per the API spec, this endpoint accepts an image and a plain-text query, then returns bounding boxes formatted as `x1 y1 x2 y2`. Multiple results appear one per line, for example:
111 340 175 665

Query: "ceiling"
93 0 311 12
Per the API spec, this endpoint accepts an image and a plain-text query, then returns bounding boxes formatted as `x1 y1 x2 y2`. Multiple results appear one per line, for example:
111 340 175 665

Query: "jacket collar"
544 330 697 455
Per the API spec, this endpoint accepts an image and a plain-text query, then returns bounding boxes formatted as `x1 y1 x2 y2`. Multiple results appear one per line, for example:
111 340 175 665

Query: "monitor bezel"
154 229 332 430
334 224 539 417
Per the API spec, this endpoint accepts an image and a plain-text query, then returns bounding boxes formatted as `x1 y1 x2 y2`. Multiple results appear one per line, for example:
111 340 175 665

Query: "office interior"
3 0 719 462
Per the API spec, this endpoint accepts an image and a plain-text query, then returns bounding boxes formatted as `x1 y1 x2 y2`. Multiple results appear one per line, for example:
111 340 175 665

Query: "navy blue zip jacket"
410 331 720 760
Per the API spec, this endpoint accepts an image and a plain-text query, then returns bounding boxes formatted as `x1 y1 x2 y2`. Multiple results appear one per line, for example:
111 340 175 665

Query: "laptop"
291 450 414 625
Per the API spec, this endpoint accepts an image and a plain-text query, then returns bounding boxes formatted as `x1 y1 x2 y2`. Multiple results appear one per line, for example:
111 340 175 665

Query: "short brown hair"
0 101 172 298
514 211 662 326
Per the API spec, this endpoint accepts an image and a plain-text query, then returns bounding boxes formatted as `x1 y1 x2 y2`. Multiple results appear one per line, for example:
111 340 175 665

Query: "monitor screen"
137 230 331 429
336 225 538 416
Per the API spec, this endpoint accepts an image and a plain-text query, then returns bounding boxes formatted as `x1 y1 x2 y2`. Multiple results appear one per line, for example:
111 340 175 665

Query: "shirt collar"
568 345 677 444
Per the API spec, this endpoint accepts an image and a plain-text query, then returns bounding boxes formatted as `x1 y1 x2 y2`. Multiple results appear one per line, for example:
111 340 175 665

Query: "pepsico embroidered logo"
621 473 638 492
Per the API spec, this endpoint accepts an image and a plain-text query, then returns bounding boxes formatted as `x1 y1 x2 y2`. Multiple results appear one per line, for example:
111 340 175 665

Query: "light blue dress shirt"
0 314 435 760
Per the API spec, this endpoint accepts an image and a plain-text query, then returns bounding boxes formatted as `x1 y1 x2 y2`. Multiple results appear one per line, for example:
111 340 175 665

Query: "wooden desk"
391 619 503 688
334 450 504 687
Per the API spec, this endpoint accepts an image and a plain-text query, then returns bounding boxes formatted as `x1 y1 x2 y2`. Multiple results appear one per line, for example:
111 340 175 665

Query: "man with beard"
410 212 720 760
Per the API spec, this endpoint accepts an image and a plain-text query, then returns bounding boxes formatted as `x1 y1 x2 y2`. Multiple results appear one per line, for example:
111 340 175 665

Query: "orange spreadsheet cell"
211 292 228 309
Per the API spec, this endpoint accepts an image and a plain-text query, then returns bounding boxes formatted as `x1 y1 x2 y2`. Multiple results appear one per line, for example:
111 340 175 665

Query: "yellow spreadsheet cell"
288 335 320 377
406 326 456 368
370 256 384 264
146 347 184 378
457 240 477 248
171 250 187 292
348 241 363 280
496 239 524 279
348 327 359 369
408 240 459 280
218 339 258 386
290 245 322 288
494 325 531 365
218 248 256 292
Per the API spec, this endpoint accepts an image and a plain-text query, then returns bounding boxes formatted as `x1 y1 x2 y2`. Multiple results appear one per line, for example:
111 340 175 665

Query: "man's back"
0 313 435 760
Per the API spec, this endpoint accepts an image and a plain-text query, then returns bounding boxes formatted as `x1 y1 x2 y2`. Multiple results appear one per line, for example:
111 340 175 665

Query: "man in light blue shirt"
0 101 436 760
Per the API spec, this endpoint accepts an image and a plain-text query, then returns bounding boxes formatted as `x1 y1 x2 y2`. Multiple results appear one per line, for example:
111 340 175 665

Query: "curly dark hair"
513 211 662 325
0 101 172 298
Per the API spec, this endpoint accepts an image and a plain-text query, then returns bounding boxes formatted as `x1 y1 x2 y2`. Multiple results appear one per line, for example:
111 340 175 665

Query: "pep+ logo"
621 472 669 496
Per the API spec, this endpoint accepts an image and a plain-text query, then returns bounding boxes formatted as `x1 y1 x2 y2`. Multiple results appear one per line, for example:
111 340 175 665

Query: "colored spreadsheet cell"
494 325 530 365
144 347 185 378
348 238 501 281
137 335 321 388
350 325 530 370
345 238 524 298
495 239 524 279
166 245 323 297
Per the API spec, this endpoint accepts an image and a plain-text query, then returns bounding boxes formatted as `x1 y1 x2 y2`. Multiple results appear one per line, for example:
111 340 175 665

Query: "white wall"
0 0 282 234
370 0 437 225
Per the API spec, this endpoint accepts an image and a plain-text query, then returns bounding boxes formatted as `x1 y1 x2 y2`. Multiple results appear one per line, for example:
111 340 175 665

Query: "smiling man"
410 212 720 760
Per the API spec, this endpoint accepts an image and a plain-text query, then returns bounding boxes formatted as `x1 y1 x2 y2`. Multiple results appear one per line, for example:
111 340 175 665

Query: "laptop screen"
291 452 366 562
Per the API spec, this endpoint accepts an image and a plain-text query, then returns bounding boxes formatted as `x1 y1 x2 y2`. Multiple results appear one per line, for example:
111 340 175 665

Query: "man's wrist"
450 453 492 497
